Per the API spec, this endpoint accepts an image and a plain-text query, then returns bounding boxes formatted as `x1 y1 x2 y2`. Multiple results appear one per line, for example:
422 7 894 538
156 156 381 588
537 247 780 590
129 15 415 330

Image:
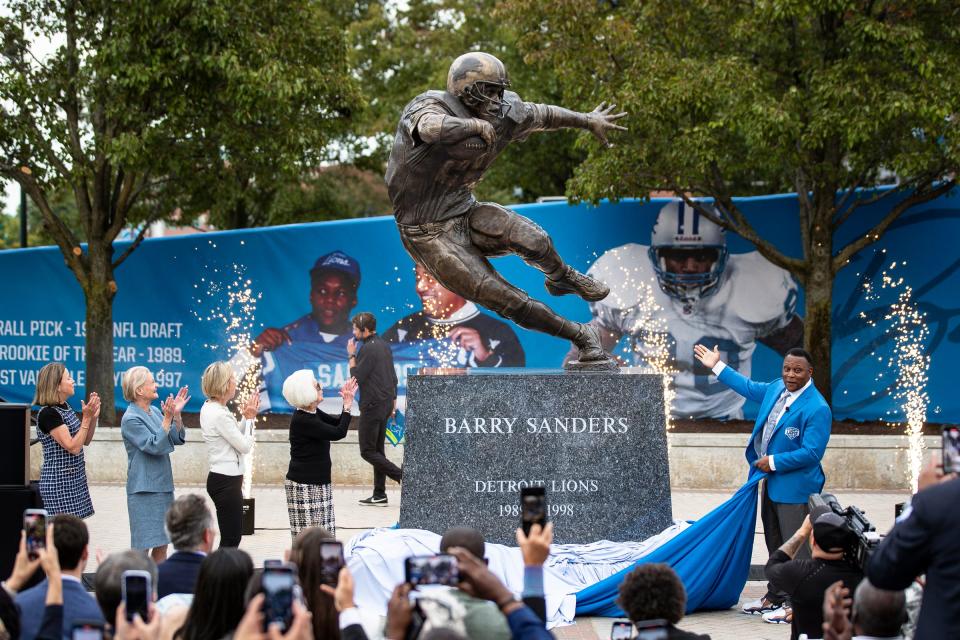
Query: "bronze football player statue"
385 52 626 369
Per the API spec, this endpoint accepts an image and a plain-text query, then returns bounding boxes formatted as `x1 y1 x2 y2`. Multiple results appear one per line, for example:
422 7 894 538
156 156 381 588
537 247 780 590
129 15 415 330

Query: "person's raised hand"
37 523 60 581
384 583 414 640
234 594 267 640
268 601 313 640
243 392 260 420
693 344 721 369
516 522 553 567
447 547 515 607
820 581 853 640
114 603 162 640
319 567 356 612
346 338 357 357
586 102 627 147
81 393 100 420
917 452 958 492
251 328 292 356
449 326 491 362
161 395 175 419
6 531 41 592
339 378 358 405
172 386 190 415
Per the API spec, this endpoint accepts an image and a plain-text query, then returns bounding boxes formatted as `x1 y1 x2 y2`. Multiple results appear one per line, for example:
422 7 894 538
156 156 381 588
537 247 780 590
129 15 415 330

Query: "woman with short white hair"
120 365 189 562
199 361 257 548
282 370 357 537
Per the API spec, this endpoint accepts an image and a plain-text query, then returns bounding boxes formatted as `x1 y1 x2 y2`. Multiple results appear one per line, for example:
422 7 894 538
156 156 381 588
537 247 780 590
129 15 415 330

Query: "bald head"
852 579 906 637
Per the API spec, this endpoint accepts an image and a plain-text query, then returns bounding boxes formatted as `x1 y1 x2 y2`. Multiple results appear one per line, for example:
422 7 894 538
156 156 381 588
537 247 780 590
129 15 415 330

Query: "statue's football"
446 136 488 160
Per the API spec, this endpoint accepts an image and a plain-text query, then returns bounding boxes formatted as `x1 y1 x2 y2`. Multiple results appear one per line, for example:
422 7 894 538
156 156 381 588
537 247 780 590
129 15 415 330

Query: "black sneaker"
359 495 388 507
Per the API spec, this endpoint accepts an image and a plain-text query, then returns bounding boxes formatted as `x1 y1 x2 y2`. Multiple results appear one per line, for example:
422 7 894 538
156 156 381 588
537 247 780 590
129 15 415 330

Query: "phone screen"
634 619 668 640
520 487 547 536
23 510 47 560
404 554 460 586
610 621 634 640
122 573 150 622
71 624 105 640
261 569 295 632
319 542 345 586
943 425 960 474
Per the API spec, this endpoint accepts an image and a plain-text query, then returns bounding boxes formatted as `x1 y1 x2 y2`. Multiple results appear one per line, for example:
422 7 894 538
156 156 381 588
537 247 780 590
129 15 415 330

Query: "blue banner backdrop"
0 191 957 421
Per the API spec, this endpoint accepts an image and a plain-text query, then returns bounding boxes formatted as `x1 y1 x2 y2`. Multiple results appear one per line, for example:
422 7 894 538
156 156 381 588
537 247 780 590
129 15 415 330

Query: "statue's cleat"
572 324 609 362
545 266 610 302
565 323 618 371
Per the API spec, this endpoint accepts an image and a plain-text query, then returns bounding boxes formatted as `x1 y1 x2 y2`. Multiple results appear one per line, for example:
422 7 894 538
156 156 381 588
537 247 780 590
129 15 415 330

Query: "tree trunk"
84 243 118 424
804 223 834 406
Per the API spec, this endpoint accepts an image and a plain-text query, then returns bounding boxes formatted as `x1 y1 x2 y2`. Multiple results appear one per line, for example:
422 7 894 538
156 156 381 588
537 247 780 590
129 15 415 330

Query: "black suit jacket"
867 477 960 639
157 551 205 598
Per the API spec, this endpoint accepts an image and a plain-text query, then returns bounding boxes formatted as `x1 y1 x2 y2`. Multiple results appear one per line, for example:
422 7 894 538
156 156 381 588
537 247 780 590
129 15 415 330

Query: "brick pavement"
80 483 906 640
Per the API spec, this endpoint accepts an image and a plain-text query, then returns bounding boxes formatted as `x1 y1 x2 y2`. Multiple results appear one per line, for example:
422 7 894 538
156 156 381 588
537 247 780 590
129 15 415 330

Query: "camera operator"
866 454 960 639
765 507 864 640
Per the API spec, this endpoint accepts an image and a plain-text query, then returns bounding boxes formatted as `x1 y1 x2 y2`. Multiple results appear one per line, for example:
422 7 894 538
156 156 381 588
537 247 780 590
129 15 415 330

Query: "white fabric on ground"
345 521 690 627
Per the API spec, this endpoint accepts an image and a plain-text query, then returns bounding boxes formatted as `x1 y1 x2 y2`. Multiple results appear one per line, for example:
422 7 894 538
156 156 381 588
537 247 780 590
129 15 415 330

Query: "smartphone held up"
122 570 151 623
520 486 547 536
23 508 48 560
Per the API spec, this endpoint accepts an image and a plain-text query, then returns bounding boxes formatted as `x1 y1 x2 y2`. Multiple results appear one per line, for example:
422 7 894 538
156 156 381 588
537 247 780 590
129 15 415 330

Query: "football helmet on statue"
446 52 512 119
648 200 729 304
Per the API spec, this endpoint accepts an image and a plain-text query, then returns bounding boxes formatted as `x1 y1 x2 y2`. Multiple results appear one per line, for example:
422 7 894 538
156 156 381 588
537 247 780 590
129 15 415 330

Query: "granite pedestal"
398 370 673 545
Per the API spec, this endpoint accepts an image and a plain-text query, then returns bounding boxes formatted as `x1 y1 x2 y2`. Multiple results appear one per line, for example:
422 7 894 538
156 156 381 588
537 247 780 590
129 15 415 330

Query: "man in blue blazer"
15 515 105 640
157 494 216 599
694 344 832 622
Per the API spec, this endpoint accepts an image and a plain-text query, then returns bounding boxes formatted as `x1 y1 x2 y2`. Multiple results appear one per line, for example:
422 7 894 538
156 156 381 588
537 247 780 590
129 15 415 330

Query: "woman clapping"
32 363 99 518
282 371 357 537
120 366 189 562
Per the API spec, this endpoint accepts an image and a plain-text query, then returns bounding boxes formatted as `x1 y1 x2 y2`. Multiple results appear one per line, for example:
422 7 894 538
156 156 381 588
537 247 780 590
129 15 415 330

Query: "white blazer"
199 401 255 476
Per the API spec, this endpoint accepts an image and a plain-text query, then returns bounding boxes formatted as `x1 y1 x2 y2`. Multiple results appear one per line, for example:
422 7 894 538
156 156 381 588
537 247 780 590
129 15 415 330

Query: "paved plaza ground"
79 482 906 640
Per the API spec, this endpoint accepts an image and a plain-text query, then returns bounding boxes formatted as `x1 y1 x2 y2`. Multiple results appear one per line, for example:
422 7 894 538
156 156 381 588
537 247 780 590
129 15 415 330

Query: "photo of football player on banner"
577 200 804 419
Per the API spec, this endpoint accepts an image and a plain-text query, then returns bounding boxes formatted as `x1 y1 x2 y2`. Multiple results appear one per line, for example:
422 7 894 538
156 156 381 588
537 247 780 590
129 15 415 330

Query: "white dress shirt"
200 400 255 476
713 361 812 471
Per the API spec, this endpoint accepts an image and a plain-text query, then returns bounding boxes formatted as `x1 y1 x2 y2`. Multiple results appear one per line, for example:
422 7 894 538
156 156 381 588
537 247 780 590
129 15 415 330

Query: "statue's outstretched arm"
417 113 496 147
528 101 627 147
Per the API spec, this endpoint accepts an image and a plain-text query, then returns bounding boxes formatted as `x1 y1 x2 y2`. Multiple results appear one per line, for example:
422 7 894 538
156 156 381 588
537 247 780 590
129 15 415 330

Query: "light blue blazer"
120 404 186 494
718 366 832 504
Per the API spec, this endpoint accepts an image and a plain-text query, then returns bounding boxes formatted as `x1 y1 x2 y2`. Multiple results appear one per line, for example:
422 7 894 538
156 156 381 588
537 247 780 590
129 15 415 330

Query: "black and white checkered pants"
284 479 336 538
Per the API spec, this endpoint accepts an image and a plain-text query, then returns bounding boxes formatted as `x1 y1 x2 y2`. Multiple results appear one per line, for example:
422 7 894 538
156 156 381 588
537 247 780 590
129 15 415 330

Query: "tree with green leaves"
0 0 360 421
499 0 960 400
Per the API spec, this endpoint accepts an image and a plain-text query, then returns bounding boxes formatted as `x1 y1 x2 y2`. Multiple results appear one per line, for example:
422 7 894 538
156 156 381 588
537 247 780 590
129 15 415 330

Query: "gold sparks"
864 257 930 492
607 258 676 430
192 257 264 498
883 277 930 493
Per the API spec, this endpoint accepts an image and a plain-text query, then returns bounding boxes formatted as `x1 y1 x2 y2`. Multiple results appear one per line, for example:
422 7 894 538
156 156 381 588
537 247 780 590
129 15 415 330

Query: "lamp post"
19 185 27 248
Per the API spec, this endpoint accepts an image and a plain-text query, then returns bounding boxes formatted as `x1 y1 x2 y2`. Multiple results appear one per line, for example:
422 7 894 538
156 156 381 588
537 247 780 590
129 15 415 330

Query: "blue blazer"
15 578 105 640
157 551 204 598
718 366 832 504
120 404 186 494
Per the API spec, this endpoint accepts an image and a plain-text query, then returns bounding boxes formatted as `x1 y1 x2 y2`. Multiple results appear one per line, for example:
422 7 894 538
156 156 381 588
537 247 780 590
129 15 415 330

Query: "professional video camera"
808 493 882 569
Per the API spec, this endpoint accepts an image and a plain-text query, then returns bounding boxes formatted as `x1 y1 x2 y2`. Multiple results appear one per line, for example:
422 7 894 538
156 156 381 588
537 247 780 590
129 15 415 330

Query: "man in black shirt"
765 508 864 640
383 263 525 368
347 312 402 506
